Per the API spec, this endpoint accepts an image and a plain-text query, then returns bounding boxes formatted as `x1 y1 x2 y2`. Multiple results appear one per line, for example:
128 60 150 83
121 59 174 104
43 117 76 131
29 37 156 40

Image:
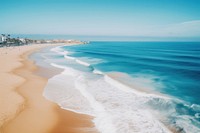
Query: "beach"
0 42 199 133
0 44 97 133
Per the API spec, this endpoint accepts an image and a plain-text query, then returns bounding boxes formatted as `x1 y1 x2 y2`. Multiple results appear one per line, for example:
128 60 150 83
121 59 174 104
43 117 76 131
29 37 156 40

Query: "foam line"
104 75 169 99
75 59 91 67
50 46 69 55
75 75 116 133
93 69 104 75
64 55 75 60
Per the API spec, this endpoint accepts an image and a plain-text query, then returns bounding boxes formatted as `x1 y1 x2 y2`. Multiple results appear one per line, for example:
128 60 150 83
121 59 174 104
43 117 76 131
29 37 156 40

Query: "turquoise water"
64 42 200 104
61 42 200 132
33 42 200 132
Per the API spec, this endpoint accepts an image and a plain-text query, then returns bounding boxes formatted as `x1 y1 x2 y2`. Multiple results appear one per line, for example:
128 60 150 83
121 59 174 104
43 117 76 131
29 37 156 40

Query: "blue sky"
1 0 200 40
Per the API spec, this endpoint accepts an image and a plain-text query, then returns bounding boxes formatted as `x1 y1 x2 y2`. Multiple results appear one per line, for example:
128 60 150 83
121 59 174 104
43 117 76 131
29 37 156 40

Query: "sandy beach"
0 44 97 133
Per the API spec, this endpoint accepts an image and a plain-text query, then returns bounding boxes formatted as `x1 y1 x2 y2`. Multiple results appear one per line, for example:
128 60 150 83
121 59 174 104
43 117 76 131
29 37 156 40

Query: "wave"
93 69 104 75
50 46 69 55
106 74 200 133
64 55 75 60
100 61 200 78
44 63 176 133
64 54 100 67
75 59 91 67
104 75 168 99
51 46 92 67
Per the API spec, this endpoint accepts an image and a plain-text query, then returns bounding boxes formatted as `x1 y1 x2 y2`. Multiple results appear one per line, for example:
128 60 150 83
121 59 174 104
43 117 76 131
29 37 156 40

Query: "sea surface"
32 42 200 133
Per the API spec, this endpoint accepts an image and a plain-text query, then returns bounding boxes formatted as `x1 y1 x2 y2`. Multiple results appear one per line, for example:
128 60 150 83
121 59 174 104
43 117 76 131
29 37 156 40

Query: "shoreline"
0 44 97 133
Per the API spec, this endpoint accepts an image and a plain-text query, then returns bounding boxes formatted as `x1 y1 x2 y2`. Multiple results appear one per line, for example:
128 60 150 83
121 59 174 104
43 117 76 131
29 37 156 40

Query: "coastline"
0 44 97 133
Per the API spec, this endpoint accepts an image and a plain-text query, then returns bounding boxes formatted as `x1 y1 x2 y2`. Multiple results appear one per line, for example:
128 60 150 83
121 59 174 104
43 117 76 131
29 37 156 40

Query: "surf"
39 42 200 133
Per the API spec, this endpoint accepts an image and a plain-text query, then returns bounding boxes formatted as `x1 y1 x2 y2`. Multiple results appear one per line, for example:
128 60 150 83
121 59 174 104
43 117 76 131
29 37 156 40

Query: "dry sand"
0 44 97 133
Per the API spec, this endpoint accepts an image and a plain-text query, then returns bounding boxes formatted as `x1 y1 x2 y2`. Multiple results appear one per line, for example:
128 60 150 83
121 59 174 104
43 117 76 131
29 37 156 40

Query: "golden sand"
0 44 97 133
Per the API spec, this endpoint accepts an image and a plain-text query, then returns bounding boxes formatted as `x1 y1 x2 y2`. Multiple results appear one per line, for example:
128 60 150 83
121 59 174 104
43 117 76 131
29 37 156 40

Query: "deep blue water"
64 42 200 106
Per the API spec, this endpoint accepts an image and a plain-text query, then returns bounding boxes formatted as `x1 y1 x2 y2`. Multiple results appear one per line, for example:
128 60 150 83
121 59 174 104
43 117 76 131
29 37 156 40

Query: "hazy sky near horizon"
1 0 200 39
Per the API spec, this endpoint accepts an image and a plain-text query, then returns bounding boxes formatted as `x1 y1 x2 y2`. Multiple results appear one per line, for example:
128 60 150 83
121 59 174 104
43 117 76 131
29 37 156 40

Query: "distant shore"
0 43 97 133
0 34 89 47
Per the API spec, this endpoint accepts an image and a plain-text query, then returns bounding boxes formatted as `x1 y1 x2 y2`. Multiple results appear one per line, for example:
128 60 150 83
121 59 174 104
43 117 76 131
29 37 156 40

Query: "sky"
1 0 200 40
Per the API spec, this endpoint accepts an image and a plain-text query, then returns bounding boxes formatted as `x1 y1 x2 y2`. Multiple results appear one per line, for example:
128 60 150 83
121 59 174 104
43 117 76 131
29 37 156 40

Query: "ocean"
32 41 200 133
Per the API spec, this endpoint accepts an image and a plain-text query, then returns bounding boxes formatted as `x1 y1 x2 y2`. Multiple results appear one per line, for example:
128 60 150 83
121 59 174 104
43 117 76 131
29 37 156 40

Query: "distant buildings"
0 34 85 47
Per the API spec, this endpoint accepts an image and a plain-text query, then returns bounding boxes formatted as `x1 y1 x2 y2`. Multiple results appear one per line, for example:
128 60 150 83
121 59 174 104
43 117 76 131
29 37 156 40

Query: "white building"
19 38 26 43
0 35 7 43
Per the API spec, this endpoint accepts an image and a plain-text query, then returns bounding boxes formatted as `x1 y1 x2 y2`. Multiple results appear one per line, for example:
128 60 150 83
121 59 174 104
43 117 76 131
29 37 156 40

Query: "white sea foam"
81 57 106 65
191 104 200 112
51 46 69 55
75 59 91 67
44 63 94 115
93 69 104 75
75 75 116 133
64 55 75 60
195 113 200 118
52 46 91 67
43 63 173 133
104 75 169 100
